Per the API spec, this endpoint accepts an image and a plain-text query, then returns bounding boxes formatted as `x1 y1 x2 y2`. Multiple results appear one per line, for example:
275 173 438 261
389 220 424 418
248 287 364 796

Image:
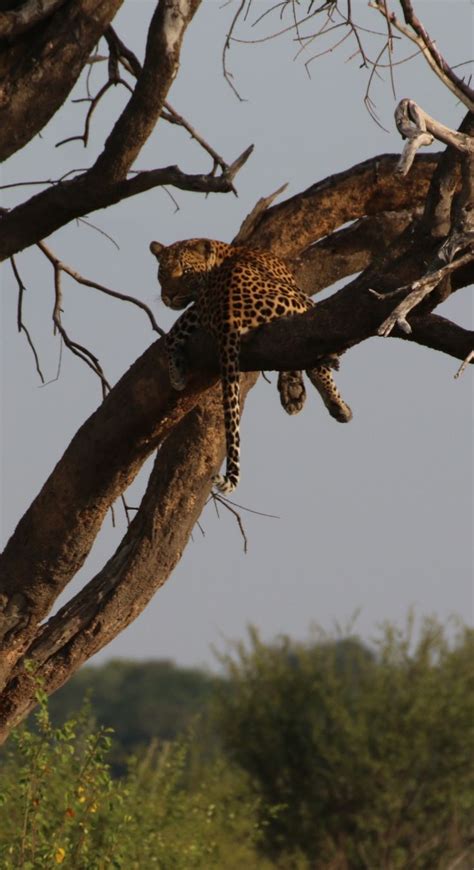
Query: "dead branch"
420 112 474 242
455 350 474 380
233 183 288 244
291 208 421 295
377 248 474 337
395 100 474 175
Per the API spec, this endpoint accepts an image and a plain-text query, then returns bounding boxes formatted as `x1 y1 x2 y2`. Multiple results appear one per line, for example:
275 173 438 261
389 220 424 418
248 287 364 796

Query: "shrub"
213 618 474 868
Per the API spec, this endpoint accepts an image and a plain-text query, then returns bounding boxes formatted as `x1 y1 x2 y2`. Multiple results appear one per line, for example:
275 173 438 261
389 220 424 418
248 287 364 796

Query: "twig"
76 217 120 250
121 496 139 527
454 350 474 380
56 78 132 149
38 242 112 397
369 1 474 111
11 257 45 383
212 494 249 553
377 248 474 337
222 0 250 101
37 240 164 336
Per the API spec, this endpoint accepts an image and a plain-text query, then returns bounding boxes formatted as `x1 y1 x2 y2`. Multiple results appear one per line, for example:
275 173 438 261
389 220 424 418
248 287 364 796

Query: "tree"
213 620 474 867
0 0 472 741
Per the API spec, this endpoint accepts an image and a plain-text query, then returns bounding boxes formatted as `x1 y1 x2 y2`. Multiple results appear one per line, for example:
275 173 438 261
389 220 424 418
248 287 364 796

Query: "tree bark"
0 0 124 161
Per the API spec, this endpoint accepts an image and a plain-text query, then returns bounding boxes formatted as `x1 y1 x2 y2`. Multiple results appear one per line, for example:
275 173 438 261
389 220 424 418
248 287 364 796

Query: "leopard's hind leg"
306 362 352 422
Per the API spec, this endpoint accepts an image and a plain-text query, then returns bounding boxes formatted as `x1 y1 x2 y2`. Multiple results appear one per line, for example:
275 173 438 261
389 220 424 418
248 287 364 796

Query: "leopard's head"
150 238 218 310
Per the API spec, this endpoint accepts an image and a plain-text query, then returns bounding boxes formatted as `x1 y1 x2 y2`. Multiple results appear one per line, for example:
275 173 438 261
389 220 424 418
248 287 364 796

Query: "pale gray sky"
1 0 473 668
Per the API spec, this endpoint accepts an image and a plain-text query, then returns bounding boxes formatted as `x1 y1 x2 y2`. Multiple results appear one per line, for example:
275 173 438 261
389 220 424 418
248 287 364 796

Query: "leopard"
150 237 352 494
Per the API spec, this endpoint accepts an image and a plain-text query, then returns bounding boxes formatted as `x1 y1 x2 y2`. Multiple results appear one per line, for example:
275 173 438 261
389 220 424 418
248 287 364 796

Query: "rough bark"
0 0 124 161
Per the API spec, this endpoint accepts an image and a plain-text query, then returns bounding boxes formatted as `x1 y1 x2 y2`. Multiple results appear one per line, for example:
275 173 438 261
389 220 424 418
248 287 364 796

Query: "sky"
1 0 473 669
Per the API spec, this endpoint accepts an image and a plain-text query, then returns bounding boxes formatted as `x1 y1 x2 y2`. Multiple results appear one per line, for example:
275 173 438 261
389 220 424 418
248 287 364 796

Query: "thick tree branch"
91 0 202 183
290 208 421 295
248 153 437 255
0 0 124 162
0 0 68 40
0 375 258 740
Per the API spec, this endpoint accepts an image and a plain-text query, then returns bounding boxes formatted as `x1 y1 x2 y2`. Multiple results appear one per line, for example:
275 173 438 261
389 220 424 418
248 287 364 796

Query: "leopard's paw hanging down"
277 370 307 415
150 237 353 492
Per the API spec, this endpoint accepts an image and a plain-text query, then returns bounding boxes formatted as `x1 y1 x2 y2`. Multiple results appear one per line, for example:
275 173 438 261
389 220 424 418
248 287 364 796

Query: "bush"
0 682 268 869
213 618 474 869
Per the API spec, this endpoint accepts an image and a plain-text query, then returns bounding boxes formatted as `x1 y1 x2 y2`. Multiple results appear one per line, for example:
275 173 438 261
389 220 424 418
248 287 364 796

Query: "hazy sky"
1 0 472 669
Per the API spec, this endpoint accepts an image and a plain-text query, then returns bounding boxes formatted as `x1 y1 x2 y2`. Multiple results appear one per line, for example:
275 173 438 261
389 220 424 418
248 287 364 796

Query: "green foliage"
1 618 472 869
47 659 218 772
0 681 268 869
213 618 474 869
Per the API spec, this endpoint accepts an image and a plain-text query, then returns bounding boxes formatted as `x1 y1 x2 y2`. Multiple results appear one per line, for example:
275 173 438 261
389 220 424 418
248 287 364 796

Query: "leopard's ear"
149 241 166 259
194 238 214 261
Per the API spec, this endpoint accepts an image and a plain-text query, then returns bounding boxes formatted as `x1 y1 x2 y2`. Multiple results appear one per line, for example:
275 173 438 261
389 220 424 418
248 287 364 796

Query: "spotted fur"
150 238 352 493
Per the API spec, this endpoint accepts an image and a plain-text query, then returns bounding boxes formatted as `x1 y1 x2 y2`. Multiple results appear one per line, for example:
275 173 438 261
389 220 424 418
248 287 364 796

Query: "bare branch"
0 148 253 262
249 152 438 256
370 1 474 111
11 257 45 383
38 242 112 396
37 240 164 336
